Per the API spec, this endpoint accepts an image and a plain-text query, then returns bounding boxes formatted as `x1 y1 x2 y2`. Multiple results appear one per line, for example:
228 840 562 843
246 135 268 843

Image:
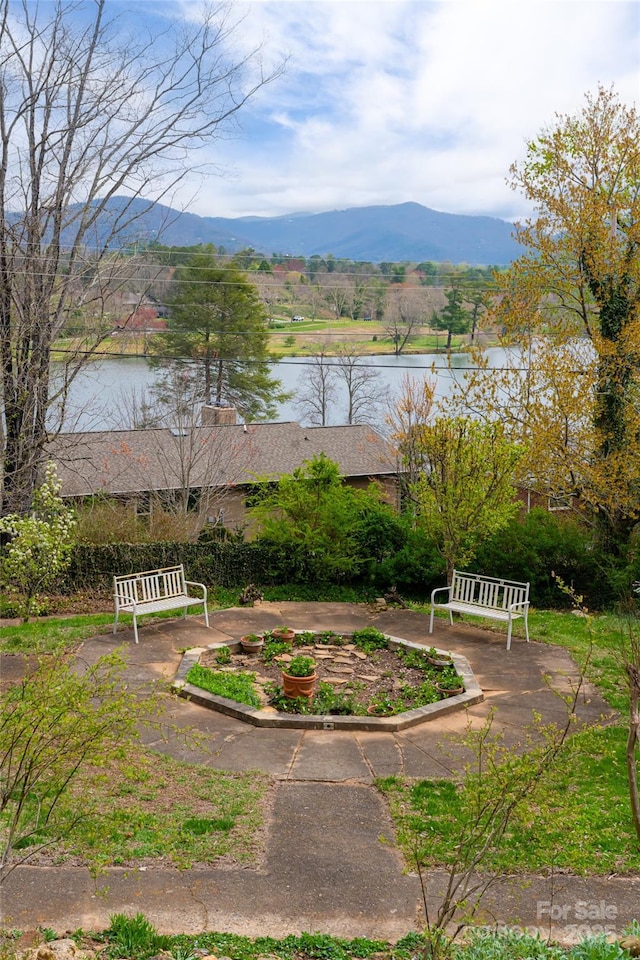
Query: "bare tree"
334 346 389 425
107 365 254 524
386 373 438 500
293 349 337 426
0 0 281 514
384 287 425 355
321 274 352 320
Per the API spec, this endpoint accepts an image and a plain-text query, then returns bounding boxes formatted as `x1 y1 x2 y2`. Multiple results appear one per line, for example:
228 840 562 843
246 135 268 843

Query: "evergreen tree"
152 253 289 421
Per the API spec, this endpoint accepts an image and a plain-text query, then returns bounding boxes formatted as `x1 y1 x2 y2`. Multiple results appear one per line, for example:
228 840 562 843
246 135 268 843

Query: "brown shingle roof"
48 422 398 498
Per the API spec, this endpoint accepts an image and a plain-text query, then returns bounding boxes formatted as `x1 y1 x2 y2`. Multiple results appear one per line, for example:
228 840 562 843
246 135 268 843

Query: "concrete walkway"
2 603 638 941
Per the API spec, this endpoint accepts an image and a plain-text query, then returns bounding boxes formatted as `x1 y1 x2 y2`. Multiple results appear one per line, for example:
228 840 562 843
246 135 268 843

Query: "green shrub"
475 508 603 607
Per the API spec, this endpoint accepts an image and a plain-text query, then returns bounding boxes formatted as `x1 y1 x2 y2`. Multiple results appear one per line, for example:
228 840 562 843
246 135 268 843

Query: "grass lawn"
0 612 118 654
378 725 638 876
386 606 639 877
9 750 271 872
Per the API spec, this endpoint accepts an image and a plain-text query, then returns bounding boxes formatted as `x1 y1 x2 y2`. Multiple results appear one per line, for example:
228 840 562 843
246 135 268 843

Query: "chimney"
200 404 237 426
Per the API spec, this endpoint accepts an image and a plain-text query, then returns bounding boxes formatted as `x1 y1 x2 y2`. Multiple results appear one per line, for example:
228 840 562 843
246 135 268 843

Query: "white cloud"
176 0 640 221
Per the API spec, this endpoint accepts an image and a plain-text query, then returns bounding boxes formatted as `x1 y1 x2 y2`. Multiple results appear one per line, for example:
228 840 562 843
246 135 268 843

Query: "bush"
474 509 604 607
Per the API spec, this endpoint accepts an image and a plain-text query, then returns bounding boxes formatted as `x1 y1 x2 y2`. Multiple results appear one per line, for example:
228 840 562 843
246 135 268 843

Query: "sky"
163 0 640 223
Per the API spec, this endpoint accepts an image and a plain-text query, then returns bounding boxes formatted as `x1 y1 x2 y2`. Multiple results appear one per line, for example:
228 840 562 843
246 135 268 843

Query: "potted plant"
240 632 264 654
281 654 317 699
367 693 396 717
272 625 296 642
436 666 464 696
427 646 454 668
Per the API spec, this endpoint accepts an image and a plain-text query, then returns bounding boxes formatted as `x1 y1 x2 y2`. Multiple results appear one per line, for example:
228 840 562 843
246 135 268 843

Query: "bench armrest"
430 585 451 604
508 600 530 613
185 580 207 600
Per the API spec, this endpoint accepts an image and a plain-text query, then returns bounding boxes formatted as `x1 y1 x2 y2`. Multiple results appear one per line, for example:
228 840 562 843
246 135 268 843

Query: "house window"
135 493 152 518
548 493 571 512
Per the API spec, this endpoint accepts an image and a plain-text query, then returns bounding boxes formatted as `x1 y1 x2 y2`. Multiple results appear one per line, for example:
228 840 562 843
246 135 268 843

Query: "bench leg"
506 618 513 651
203 603 209 628
524 610 530 643
429 606 435 634
132 614 139 644
113 608 119 634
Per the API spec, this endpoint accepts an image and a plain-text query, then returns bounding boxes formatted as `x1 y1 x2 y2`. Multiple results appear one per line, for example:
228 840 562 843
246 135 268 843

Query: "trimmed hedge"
48 508 634 610
60 539 364 593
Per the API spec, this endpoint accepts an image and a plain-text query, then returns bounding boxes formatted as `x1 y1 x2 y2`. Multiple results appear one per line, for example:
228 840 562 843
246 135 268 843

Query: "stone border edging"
172 633 483 731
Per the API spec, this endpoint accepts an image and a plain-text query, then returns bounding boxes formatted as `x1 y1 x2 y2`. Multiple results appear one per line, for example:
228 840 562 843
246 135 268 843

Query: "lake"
56 348 510 431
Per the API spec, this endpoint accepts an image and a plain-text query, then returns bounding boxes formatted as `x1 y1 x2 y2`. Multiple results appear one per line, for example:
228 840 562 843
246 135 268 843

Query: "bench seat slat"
439 601 515 621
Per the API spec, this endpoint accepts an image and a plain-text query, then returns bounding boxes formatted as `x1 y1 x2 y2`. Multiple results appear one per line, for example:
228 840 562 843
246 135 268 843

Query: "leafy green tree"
402 416 523 579
152 253 289 421
431 287 471 349
0 650 157 880
0 463 76 620
248 453 395 581
455 87 640 554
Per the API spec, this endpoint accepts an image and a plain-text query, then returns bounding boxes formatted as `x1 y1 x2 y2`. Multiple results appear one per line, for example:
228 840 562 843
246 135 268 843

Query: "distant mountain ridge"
96 197 521 265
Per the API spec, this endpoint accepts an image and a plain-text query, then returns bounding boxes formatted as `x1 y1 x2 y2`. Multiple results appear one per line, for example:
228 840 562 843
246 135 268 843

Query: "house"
47 407 400 532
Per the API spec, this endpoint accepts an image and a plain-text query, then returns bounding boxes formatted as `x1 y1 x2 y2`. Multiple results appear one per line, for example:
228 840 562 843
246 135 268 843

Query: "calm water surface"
57 348 509 431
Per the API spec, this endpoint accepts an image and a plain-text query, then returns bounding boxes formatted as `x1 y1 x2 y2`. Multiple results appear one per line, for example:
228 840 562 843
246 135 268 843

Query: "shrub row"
54 507 639 611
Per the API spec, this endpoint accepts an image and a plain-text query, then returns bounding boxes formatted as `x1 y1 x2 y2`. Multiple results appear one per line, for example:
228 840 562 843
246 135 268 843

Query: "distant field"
266 318 468 356
58 322 473 360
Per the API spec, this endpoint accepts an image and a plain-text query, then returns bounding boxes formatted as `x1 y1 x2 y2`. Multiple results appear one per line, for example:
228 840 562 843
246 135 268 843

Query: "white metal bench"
113 564 209 643
429 570 530 650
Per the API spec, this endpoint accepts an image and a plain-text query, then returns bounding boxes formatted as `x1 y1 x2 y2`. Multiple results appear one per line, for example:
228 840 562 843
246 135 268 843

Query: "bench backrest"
114 565 187 605
451 570 529 611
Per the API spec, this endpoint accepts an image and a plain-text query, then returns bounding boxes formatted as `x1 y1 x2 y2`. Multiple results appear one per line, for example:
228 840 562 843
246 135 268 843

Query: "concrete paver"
1 602 634 941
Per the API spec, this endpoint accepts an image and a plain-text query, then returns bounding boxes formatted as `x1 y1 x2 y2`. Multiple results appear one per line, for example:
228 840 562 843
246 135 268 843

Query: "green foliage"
185 664 261 708
215 646 232 664
0 650 156 878
0 462 76 620
461 928 565 959
104 913 170 960
410 417 523 577
430 287 471 348
475 508 605 607
262 638 293 663
284 655 316 677
249 453 398 582
352 626 388 652
151 252 289 420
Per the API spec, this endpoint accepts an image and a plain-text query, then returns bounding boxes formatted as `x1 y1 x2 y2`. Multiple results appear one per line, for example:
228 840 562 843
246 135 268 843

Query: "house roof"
47 422 399 498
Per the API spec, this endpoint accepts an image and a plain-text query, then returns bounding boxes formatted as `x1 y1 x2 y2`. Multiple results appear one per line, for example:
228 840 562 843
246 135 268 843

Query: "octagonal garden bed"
173 628 483 731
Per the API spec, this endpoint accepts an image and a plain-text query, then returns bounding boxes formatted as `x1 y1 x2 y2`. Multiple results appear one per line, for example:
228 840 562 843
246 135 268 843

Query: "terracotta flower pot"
436 682 464 697
281 670 317 699
240 635 264 654
273 628 296 642
427 654 453 668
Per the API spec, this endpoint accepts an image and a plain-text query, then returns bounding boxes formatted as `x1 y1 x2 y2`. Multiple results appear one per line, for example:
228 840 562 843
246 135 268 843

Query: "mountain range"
111 198 521 265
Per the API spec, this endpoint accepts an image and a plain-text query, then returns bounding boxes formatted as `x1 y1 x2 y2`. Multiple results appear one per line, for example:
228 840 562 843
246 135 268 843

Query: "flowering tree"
0 462 76 620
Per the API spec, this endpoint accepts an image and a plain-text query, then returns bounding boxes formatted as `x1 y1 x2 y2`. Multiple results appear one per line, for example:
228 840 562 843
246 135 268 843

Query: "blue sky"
145 1 639 221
